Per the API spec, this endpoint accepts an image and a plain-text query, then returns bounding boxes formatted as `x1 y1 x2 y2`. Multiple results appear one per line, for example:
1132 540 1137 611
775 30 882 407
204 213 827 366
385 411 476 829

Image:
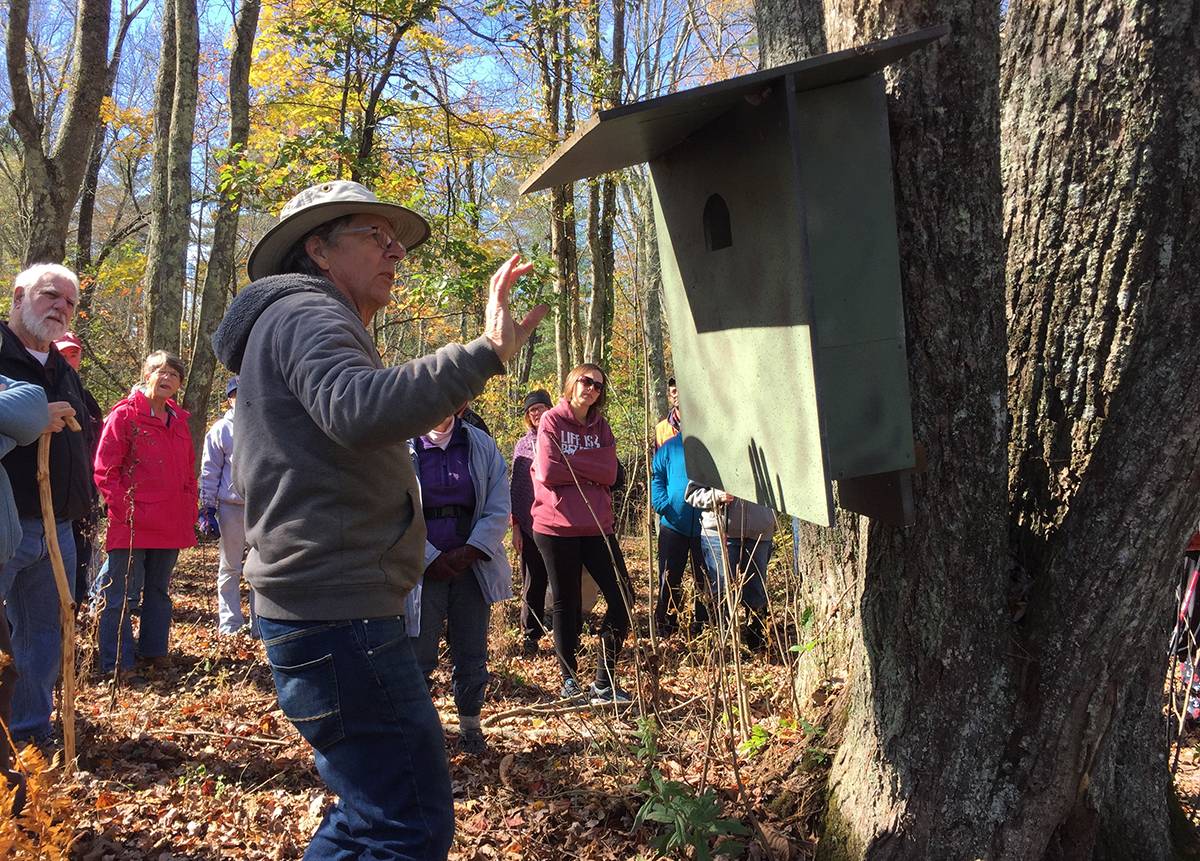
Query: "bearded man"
0 264 92 747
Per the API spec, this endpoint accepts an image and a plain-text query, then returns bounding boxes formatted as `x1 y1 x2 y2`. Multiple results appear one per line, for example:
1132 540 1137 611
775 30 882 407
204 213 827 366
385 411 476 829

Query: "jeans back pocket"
267 653 345 752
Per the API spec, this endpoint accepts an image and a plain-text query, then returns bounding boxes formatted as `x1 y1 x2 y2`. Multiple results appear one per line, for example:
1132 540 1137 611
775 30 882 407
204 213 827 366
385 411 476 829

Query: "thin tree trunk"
75 0 151 281
74 124 106 276
142 0 199 355
583 0 623 366
183 0 261 453
6 0 111 264
550 183 579 383
633 177 668 419
142 0 177 350
518 326 538 388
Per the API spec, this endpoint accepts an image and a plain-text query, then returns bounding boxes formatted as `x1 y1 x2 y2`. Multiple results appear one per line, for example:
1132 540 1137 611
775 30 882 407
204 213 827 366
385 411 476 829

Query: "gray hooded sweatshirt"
212 274 504 621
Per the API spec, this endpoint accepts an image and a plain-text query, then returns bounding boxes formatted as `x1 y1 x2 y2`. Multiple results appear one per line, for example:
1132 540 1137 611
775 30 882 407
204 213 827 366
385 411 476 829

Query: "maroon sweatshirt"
531 399 618 536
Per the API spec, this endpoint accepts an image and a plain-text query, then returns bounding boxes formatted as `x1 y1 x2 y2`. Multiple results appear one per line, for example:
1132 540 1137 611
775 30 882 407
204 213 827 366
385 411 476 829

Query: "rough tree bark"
142 0 199 355
75 0 150 274
583 0 625 366
5 0 111 264
1000 2 1200 857
758 0 1200 858
625 175 669 419
182 0 261 453
74 0 151 346
530 0 580 383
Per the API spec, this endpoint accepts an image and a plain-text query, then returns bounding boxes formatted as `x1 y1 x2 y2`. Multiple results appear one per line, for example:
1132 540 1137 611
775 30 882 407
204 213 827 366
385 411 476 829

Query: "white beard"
20 299 67 344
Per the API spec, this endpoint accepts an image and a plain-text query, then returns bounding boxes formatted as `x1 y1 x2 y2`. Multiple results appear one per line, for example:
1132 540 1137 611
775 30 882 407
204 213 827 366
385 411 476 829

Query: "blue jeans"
258 616 454 860
96 548 179 672
0 518 76 741
700 534 771 614
411 572 491 717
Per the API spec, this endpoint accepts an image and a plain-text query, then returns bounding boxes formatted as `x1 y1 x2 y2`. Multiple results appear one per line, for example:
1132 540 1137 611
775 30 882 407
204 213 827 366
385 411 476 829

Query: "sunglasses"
339 225 404 254
578 376 605 391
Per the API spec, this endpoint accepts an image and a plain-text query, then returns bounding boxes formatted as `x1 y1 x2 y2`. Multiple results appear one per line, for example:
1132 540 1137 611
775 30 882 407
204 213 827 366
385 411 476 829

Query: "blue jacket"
0 374 48 563
651 434 700 538
405 421 513 636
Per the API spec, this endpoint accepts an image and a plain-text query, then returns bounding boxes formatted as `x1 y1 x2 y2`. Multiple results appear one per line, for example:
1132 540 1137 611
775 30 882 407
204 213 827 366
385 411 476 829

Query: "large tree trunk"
812 3 1011 856
999 1 1200 856
757 0 1200 858
142 0 199 355
6 0 111 265
183 0 261 453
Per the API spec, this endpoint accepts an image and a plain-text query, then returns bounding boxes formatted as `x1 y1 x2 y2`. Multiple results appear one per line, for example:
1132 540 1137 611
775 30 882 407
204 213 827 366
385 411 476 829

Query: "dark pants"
259 616 454 860
71 517 95 605
0 602 23 812
0 518 76 741
653 524 709 633
1177 550 1200 658
534 532 632 687
518 528 551 642
96 548 179 672
411 572 490 718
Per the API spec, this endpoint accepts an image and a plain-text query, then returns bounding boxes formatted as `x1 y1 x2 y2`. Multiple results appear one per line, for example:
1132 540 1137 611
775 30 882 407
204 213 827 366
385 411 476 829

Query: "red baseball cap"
54 332 82 351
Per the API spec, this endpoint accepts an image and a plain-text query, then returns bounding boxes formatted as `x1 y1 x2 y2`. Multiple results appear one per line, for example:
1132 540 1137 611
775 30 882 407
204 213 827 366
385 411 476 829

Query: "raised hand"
482 254 548 364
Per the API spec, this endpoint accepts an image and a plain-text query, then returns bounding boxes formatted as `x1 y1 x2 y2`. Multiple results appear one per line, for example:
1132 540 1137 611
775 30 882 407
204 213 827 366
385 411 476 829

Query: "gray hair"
278 215 355 278
14 263 80 295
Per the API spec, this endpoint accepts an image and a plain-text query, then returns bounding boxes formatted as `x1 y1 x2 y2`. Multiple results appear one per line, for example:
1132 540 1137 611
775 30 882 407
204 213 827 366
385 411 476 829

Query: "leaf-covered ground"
28 541 833 860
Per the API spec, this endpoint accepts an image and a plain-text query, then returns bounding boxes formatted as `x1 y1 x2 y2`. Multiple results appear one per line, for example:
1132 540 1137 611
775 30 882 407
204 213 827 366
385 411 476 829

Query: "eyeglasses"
578 376 605 391
338 225 404 254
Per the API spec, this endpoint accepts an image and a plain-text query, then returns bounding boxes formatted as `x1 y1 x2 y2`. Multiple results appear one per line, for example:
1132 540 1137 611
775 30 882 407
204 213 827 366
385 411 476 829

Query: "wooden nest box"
521 26 947 527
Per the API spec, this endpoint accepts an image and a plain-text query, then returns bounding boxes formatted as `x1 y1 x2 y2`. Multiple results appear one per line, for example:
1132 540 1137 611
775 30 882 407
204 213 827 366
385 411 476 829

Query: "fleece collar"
212 274 355 372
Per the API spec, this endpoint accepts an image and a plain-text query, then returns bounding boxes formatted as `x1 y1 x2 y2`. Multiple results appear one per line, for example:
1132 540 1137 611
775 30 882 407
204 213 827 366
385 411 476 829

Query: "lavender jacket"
510 428 537 535
199 408 243 508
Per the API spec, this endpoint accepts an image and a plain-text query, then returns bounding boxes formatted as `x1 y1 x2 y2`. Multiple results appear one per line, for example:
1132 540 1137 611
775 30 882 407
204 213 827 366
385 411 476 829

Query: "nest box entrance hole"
703 194 732 251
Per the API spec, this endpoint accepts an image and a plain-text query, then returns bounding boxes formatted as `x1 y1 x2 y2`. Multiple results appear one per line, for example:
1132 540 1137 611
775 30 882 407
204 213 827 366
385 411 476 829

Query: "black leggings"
519 528 551 641
533 532 632 687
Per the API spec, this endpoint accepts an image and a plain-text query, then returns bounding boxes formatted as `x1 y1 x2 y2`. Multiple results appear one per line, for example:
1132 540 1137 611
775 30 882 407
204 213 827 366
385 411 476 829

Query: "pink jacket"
94 389 198 551
531 399 617 536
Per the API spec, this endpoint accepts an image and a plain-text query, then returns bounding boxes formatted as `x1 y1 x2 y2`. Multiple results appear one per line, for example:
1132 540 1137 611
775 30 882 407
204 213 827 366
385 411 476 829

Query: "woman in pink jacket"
532 363 633 704
94 351 197 674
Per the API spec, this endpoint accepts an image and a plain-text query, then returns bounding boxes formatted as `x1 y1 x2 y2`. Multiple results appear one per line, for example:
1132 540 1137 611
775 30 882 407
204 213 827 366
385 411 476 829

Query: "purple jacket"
510 429 537 535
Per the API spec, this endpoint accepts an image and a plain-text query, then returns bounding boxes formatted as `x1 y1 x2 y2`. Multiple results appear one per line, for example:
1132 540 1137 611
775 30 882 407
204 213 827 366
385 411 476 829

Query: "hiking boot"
560 678 585 701
742 611 767 653
588 682 632 706
459 727 488 756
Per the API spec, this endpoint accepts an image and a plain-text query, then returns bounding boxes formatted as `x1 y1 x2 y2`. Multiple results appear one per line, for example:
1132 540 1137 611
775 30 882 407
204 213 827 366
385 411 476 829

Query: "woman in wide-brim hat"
211 177 545 861
247 179 431 281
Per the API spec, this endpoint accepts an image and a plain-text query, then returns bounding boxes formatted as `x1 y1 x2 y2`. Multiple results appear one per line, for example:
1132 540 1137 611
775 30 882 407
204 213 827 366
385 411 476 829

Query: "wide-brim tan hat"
247 180 431 280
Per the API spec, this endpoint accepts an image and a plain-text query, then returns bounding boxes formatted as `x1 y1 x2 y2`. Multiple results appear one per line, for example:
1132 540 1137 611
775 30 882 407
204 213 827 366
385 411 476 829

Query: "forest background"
0 0 755 456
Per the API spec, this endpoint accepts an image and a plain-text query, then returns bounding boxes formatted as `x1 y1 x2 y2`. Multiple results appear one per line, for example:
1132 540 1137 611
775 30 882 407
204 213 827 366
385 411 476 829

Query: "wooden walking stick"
37 415 82 773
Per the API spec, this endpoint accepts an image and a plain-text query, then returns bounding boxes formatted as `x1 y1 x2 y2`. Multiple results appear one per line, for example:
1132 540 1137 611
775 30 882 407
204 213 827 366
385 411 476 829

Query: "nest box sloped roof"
519 25 948 194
